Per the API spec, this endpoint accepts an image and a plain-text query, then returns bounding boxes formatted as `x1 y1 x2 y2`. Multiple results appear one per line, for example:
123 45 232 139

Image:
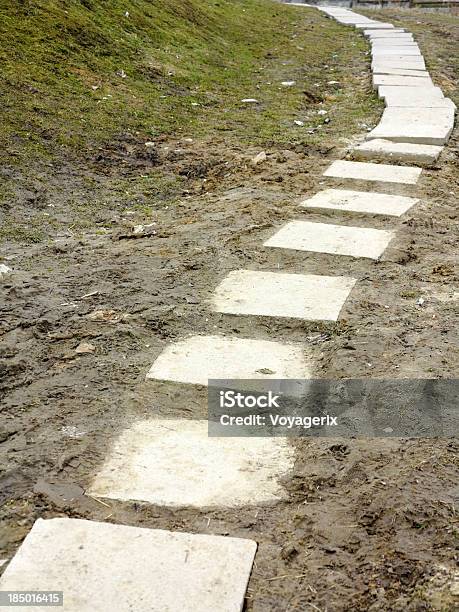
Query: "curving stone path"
1 5 456 610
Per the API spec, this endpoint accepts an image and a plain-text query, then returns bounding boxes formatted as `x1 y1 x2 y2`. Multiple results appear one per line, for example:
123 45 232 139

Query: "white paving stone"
379 88 455 110
356 23 395 29
372 47 420 55
368 34 413 42
212 270 356 321
264 220 394 260
301 188 418 217
90 419 295 507
146 335 311 385
353 139 443 165
372 44 420 52
371 47 425 58
323 160 422 185
379 84 443 104
364 28 406 36
372 59 426 71
373 74 432 89
367 107 455 145
373 68 430 78
0 517 257 612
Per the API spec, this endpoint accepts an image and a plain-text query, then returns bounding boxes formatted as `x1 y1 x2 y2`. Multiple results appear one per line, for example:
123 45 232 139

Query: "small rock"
117 69 127 78
294 120 304 126
416 297 425 307
75 342 96 354
281 81 295 87
251 151 267 165
317 109 328 115
0 264 13 279
87 309 122 323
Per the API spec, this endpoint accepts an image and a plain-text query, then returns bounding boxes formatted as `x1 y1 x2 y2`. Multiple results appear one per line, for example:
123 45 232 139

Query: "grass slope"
0 0 379 242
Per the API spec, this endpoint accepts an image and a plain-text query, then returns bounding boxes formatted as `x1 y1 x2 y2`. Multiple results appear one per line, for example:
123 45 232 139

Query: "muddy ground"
1 7 458 612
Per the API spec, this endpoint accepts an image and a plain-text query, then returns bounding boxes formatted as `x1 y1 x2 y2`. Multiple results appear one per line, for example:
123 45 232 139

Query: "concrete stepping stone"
372 44 419 52
367 107 455 145
356 23 396 30
323 160 422 185
0 517 257 612
372 48 421 56
373 68 430 78
264 220 394 260
146 335 311 385
379 85 443 99
372 59 426 71
373 74 432 89
212 270 356 321
90 419 295 507
364 29 406 36
353 139 443 165
378 85 443 104
379 88 454 110
301 188 418 216
368 34 413 41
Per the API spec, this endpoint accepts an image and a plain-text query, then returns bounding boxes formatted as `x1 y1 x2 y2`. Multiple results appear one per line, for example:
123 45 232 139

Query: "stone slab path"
2 5 456 609
300 188 419 216
146 335 312 385
353 139 443 165
0 518 257 612
264 220 394 260
367 107 455 144
212 269 356 321
323 159 422 184
89 419 294 507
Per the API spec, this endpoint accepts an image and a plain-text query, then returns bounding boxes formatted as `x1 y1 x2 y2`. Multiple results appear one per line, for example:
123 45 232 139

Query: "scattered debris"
251 151 267 165
78 290 100 300
241 98 259 103
116 69 127 78
61 426 87 439
87 309 123 323
75 342 96 354
0 264 13 279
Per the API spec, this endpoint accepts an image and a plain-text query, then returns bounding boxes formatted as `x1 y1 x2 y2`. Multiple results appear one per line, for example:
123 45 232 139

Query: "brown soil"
1 8 458 612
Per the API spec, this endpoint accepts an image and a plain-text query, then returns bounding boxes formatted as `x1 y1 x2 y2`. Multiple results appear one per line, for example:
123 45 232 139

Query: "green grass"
0 0 377 158
0 0 382 243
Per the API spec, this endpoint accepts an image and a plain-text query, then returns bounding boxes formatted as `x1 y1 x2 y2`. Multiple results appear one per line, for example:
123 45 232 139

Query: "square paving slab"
364 29 406 36
90 419 295 507
369 35 414 42
212 270 356 321
264 220 394 260
356 23 395 29
323 160 422 184
301 188 418 216
372 48 422 57
372 60 426 71
353 139 443 165
373 68 430 78
367 107 455 145
0 517 257 612
146 335 311 385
